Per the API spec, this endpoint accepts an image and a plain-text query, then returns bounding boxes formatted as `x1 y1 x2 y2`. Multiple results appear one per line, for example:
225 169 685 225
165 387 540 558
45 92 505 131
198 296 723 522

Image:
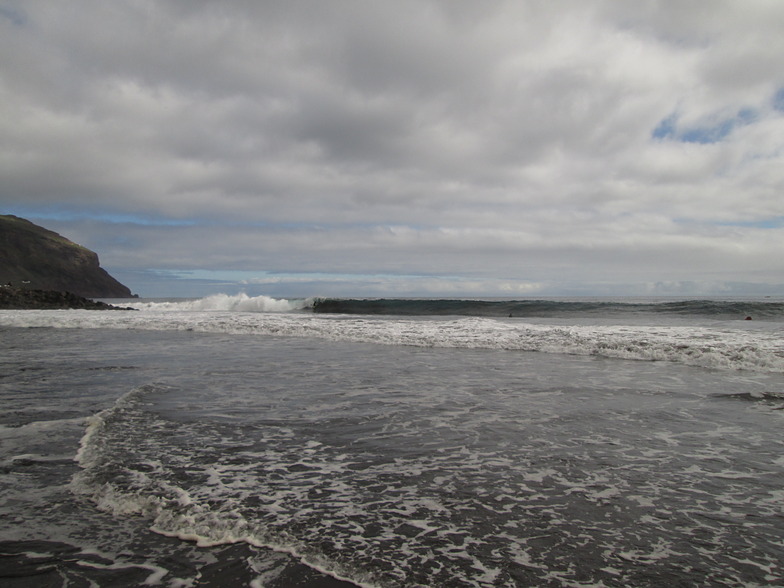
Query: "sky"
2 1 784 298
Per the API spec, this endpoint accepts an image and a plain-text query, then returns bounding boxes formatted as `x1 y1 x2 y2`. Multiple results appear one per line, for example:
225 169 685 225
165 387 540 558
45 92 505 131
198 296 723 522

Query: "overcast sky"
2 1 784 298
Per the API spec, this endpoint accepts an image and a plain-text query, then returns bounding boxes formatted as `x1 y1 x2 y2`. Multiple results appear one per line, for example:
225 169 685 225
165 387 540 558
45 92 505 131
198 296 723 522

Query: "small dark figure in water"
745 316 752 320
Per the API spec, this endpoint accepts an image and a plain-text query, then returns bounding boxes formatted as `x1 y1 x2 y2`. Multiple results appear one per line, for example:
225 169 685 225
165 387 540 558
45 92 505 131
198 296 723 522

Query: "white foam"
74 559 169 585
0 416 86 438
64 364 784 587
3 304 784 374
69 386 383 588
73 385 154 467
126 293 311 313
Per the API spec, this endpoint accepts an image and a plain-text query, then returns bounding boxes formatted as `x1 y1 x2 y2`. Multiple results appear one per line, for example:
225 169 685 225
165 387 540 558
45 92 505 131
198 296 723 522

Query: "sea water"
1 295 783 587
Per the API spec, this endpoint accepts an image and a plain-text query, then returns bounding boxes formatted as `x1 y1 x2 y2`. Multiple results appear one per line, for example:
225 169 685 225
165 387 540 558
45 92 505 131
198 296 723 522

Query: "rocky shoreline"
0 286 136 310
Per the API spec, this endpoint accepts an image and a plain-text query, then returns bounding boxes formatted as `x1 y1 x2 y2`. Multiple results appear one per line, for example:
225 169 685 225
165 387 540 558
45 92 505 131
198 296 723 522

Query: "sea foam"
2 294 784 373
127 293 312 313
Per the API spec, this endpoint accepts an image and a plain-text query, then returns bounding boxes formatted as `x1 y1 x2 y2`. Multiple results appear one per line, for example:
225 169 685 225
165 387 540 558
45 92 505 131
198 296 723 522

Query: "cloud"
1 1 784 296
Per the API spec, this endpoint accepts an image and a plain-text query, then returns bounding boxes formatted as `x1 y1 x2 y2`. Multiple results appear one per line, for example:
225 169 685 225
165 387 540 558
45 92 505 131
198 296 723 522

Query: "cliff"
0 215 134 298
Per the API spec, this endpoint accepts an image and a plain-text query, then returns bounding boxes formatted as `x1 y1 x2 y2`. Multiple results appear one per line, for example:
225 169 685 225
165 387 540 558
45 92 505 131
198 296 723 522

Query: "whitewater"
2 293 784 374
1 294 783 586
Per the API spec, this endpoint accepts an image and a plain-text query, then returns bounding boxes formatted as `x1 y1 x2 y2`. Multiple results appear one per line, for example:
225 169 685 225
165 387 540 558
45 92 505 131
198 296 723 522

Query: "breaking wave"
3 294 784 373
127 293 313 313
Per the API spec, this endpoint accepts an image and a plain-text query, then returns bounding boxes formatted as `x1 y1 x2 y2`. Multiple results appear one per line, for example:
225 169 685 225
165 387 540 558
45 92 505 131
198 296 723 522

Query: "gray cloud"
2 0 783 296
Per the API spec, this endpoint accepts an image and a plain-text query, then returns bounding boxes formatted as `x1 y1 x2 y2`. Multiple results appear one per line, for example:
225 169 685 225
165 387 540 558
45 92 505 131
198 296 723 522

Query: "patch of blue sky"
3 206 197 226
158 269 469 288
715 217 784 229
652 107 758 144
159 270 260 283
87 213 197 226
675 216 784 229
651 113 678 140
237 220 437 232
774 88 784 112
0 5 25 26
160 269 447 284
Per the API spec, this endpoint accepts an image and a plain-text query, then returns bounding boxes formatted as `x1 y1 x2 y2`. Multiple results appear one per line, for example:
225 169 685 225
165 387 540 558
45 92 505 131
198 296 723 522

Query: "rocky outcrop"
0 286 135 310
0 215 134 298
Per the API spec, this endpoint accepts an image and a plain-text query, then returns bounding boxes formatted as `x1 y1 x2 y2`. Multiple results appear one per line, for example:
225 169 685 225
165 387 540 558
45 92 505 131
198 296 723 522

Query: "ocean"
1 295 783 587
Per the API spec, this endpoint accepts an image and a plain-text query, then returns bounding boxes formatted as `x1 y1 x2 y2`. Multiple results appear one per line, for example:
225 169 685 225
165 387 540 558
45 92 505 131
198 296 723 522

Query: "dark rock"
0 286 136 310
0 215 134 298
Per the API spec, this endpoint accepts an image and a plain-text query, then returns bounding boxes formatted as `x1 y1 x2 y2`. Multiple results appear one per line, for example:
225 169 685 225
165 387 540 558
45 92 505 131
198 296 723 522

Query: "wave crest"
128 293 311 313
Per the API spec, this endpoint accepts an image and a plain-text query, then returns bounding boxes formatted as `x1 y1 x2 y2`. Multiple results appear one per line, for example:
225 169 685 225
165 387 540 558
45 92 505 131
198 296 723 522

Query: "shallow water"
1 306 783 586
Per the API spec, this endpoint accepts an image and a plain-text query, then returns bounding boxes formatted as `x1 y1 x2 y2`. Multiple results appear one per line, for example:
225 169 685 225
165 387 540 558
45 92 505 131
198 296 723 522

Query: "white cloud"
2 1 784 296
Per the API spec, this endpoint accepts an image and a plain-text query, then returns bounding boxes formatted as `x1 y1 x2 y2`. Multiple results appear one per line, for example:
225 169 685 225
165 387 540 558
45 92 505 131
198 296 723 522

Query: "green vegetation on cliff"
0 215 134 298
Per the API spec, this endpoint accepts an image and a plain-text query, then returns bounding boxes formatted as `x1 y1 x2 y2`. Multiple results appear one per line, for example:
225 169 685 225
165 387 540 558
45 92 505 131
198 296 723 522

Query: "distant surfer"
745 316 752 320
